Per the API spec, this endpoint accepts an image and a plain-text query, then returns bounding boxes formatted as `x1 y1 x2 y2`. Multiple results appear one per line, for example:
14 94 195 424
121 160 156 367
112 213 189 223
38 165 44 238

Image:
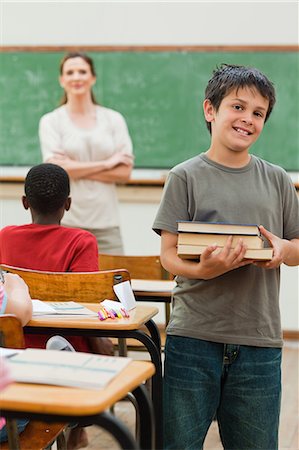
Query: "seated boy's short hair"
25 163 70 214
205 64 276 133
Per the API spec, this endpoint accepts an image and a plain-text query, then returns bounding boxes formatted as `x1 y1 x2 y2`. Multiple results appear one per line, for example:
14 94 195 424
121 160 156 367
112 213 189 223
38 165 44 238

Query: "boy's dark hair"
25 163 70 214
204 64 276 133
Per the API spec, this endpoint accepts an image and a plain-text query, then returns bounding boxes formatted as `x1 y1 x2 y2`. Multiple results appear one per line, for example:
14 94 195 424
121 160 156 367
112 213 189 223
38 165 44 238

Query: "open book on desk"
32 300 98 317
7 348 131 390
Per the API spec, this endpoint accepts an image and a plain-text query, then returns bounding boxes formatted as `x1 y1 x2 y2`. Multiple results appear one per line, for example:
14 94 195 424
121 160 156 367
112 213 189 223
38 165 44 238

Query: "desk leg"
123 330 163 450
144 319 161 353
94 411 138 449
132 384 154 450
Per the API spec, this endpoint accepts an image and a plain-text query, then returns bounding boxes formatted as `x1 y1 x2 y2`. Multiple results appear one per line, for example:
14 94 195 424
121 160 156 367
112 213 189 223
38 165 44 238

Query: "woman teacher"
39 52 134 254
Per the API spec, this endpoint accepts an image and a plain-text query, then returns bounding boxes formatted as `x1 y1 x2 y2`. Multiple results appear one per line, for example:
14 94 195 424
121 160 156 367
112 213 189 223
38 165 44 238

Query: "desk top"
131 278 176 297
27 303 158 330
0 360 155 416
132 279 175 297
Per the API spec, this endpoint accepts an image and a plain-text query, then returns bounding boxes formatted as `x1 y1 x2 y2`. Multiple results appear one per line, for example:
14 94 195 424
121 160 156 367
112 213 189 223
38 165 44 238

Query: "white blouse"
39 105 133 229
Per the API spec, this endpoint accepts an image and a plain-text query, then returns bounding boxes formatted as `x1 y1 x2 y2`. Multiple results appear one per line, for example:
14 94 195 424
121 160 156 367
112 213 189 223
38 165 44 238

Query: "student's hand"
4 273 31 297
198 236 252 279
253 226 284 269
4 274 32 326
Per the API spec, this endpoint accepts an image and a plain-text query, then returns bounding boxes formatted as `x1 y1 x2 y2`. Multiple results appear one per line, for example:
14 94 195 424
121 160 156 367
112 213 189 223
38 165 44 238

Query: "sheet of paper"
101 299 128 313
32 300 97 316
32 299 57 315
113 281 136 310
0 347 23 358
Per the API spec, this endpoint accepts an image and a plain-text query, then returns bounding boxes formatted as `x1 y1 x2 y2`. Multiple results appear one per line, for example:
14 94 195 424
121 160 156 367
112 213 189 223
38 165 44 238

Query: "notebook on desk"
7 349 132 390
32 300 98 317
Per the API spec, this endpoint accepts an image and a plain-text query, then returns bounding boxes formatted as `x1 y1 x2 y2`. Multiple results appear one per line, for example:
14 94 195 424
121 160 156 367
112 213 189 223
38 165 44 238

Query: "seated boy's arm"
160 230 251 280
4 274 33 326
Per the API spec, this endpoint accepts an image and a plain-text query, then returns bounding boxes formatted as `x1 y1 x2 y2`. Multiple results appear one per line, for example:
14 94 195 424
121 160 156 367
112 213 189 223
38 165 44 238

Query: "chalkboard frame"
1 45 298 171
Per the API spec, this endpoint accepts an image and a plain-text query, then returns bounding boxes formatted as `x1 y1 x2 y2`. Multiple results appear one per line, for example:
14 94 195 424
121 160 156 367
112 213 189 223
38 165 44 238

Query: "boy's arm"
160 230 251 280
254 226 299 268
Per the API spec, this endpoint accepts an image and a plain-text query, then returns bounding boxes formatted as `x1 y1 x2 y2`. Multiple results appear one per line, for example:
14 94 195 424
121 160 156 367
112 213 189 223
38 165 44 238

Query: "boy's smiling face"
204 86 270 160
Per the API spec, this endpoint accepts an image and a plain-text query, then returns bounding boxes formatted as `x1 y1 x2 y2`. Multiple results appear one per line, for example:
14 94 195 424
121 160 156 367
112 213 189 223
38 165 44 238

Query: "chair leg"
165 303 171 326
56 430 67 450
125 392 140 443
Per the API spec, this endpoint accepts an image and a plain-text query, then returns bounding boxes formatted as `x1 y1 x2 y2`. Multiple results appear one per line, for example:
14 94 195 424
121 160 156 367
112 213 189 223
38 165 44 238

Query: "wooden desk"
24 304 163 449
1 360 155 450
132 279 175 304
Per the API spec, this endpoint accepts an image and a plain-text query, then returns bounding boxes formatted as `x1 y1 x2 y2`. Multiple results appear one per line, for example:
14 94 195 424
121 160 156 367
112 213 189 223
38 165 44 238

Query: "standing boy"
153 64 299 450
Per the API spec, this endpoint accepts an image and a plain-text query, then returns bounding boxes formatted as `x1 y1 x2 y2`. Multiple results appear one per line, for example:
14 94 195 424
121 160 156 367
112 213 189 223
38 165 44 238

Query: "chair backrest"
0 314 25 348
98 254 173 280
0 265 130 303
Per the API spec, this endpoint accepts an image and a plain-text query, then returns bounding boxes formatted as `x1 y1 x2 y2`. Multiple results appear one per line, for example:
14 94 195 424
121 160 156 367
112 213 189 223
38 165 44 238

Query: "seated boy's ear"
65 197 72 211
22 196 29 210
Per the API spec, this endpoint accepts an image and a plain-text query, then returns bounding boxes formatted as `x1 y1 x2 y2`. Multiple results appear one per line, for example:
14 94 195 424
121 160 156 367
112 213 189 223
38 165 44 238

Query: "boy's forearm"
282 238 299 266
161 247 203 279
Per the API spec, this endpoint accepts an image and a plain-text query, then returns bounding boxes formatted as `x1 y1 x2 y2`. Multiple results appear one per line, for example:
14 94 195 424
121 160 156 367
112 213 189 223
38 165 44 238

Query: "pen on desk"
121 307 130 318
98 310 106 321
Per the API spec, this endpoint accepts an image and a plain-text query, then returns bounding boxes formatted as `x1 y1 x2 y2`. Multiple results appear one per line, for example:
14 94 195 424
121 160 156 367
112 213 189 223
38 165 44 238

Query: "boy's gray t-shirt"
153 154 299 348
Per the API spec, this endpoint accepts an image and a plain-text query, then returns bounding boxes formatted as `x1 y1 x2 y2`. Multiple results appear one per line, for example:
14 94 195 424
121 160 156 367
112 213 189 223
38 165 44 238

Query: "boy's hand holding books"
194 235 253 280
252 225 285 269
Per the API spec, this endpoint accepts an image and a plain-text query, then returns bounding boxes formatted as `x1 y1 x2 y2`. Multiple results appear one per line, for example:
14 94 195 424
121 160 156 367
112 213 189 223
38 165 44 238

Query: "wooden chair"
98 254 173 348
1 263 139 354
0 264 131 356
0 265 130 303
0 314 67 450
98 254 170 280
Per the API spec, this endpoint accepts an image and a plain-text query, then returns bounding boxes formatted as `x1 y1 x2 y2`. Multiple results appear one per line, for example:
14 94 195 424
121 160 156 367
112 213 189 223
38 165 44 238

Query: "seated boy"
0 163 114 448
0 163 106 352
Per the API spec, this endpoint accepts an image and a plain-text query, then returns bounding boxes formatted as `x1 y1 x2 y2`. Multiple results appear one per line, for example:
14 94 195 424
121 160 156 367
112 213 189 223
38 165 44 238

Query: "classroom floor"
80 341 299 450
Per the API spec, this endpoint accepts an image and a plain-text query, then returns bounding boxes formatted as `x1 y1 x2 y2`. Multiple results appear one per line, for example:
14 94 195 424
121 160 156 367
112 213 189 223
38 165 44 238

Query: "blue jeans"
164 335 281 450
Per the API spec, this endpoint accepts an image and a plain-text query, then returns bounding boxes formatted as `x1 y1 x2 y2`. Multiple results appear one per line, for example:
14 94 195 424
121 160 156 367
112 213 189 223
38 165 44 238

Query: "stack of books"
177 221 273 261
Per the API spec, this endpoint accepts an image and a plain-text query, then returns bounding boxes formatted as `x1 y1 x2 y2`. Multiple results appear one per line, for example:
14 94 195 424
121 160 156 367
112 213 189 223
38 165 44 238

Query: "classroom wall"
1 1 298 331
1 1 298 45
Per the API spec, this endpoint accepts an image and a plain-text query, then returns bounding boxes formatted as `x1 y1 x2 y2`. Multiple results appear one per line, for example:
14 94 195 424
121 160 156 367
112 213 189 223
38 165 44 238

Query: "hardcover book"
178 232 264 248
177 221 260 236
177 244 273 261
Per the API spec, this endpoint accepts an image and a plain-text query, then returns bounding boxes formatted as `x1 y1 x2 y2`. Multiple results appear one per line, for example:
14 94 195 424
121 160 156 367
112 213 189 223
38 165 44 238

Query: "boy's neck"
31 213 61 226
205 147 251 168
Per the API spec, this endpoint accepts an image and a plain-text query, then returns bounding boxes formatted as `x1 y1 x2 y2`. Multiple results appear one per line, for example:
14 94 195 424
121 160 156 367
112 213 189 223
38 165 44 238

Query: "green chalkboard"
0 49 298 170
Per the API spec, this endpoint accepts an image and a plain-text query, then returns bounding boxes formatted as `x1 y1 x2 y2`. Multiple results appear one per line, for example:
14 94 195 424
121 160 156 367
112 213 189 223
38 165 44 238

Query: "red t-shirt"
0 224 99 351
0 224 99 272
